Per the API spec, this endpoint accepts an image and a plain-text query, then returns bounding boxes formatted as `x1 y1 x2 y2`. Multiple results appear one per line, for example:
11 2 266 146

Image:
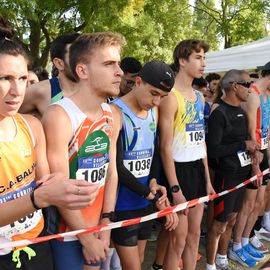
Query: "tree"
1 0 84 68
82 0 193 64
190 0 270 48
192 0 219 51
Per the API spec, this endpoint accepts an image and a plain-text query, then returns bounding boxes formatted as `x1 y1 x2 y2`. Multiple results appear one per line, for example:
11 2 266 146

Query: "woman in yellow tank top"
0 20 100 269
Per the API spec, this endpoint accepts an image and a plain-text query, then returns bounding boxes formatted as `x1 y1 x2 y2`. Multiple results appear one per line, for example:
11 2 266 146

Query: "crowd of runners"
0 18 270 270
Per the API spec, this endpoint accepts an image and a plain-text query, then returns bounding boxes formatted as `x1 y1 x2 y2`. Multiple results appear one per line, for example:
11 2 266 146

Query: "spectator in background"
119 57 142 96
205 73 221 102
192 77 209 98
250 73 259 83
192 77 211 137
19 33 80 118
33 66 49 81
27 70 39 86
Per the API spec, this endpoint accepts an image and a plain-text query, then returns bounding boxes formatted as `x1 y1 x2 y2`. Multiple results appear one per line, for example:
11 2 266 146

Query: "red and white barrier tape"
0 168 269 250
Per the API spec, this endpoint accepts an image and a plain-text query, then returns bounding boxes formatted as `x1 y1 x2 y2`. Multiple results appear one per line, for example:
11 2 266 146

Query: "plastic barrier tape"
0 168 269 250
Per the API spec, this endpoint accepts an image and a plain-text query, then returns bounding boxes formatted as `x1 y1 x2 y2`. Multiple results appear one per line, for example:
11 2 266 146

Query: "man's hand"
245 140 260 153
79 234 108 264
206 182 215 196
252 150 263 165
156 199 178 231
149 179 167 205
172 192 188 216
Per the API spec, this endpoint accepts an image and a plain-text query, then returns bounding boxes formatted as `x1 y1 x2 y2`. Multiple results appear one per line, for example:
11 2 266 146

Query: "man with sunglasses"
119 57 142 97
206 70 260 270
228 64 270 267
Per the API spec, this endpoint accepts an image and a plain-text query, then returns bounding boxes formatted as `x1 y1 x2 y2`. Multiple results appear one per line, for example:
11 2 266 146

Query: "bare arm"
159 93 187 207
242 90 262 185
243 91 260 142
99 106 121 245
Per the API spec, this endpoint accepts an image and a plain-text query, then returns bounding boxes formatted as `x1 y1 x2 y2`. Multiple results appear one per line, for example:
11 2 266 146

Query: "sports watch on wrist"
170 185 181 193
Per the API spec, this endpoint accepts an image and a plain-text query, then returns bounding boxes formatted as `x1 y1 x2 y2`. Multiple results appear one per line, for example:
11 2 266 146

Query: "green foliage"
1 0 269 68
192 0 219 51
190 0 269 48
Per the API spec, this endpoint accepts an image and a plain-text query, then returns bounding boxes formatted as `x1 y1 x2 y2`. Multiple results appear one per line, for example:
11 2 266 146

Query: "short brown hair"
70 32 126 81
173 39 209 72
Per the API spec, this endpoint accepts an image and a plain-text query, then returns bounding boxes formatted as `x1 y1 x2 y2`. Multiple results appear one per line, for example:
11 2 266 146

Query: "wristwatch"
101 211 116 222
170 185 181 193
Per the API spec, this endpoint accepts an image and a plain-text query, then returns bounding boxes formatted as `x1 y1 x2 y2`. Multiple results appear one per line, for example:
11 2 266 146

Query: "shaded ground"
142 223 270 270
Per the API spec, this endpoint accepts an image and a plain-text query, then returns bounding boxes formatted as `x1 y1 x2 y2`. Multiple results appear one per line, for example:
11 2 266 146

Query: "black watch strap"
101 211 116 222
170 185 181 193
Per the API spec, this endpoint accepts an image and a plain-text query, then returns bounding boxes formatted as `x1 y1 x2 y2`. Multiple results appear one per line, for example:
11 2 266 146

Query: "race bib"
76 154 109 186
0 210 42 239
123 149 152 178
186 123 205 146
261 131 269 150
237 150 252 167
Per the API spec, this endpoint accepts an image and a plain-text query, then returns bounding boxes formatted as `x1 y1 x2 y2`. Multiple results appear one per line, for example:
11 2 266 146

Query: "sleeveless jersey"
172 88 206 162
113 98 156 211
50 77 63 103
49 98 113 241
0 114 43 255
251 85 270 150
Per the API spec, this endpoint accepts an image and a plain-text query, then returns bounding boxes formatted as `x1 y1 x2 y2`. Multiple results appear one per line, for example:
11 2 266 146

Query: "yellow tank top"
0 114 44 255
172 89 206 162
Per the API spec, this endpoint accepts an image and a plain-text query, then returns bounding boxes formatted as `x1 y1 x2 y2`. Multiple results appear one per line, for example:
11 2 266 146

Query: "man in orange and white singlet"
42 32 125 270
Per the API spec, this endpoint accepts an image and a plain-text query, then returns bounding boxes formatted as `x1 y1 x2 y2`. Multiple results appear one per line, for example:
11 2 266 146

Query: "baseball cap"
138 60 175 92
257 61 270 71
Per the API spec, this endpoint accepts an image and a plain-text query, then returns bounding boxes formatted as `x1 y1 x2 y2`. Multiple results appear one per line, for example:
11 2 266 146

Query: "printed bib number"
237 151 252 167
0 210 42 239
261 133 269 150
123 149 152 178
186 123 205 146
76 154 109 186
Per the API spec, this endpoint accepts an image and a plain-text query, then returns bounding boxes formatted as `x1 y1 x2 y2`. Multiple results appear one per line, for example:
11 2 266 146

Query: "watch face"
171 185 180 193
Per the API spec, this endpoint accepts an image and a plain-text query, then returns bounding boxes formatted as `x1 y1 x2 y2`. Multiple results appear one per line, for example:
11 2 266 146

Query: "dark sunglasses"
230 81 252 88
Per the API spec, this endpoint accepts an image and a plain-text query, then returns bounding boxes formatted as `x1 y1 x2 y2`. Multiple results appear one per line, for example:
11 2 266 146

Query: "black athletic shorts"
247 149 270 189
0 240 53 270
111 205 154 247
214 168 251 222
174 159 207 201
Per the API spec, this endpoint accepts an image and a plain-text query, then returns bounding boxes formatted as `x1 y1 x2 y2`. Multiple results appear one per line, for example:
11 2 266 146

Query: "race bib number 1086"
76 154 109 186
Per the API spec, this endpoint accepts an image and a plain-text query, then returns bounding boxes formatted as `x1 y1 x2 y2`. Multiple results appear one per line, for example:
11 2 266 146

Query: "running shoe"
228 247 257 267
250 235 269 253
255 227 270 241
243 243 265 261
216 260 232 270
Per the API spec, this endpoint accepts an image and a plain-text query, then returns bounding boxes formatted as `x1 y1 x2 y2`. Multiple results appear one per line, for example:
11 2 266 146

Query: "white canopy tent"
205 36 270 73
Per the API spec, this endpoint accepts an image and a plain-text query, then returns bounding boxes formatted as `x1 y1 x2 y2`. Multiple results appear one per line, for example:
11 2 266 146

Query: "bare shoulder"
20 114 44 146
159 91 178 115
21 114 43 131
246 90 260 110
42 104 70 127
109 103 122 130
